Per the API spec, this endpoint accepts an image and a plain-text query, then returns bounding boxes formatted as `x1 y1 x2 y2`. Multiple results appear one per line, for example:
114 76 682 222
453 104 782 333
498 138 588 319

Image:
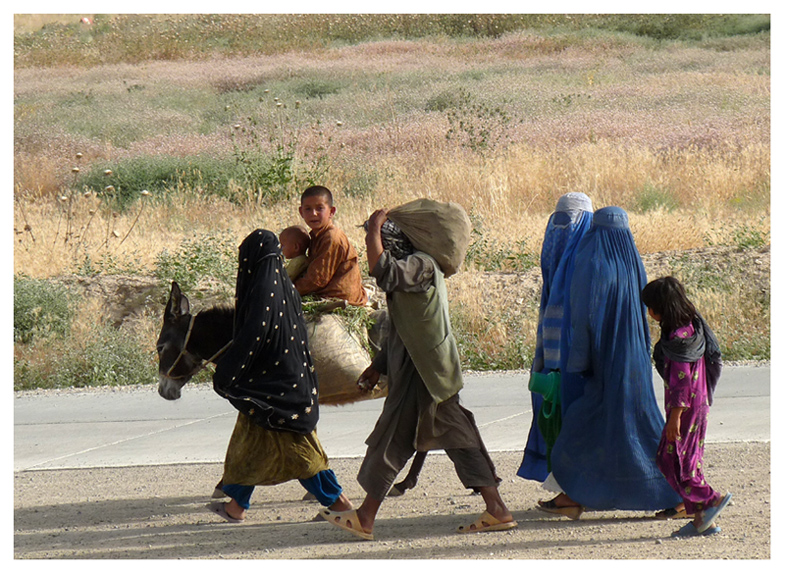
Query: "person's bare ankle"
226 500 246 520
693 510 705 529
489 504 513 523
228 508 245 520
554 493 575 506
355 507 374 533
328 494 353 512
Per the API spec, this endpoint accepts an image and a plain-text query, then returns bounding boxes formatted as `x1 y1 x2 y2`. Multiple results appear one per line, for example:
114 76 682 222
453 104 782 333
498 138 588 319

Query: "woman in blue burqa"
207 229 353 523
537 207 681 518
517 192 593 482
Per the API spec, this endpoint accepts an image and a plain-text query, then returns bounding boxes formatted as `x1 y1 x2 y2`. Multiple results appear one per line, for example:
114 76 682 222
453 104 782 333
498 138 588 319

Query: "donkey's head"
156 281 201 400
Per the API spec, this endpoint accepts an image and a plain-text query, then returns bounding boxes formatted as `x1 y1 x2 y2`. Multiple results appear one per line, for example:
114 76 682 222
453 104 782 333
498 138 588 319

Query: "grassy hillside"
13 14 770 388
14 13 770 66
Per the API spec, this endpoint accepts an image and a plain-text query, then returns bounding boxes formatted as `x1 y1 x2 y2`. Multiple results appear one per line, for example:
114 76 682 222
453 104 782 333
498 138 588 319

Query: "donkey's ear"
166 281 190 318
178 291 190 316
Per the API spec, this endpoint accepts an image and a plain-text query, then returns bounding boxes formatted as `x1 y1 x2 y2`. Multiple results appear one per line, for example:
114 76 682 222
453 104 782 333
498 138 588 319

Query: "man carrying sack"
318 199 517 540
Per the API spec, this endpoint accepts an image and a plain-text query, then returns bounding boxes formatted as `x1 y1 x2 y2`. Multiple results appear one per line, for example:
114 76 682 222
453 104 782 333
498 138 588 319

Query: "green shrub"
600 14 770 41
445 87 518 156
233 143 297 203
293 79 343 100
61 326 157 388
14 276 77 344
713 14 770 36
425 90 460 113
634 183 680 213
341 165 383 199
732 223 769 250
75 251 146 277
14 325 158 391
464 218 537 272
77 155 242 210
465 236 536 273
154 232 238 296
722 329 770 362
670 256 730 294
230 100 342 204
450 305 533 371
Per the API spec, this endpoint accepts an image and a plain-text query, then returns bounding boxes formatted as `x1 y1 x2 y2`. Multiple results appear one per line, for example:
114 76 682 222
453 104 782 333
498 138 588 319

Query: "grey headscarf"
363 219 415 260
553 192 593 226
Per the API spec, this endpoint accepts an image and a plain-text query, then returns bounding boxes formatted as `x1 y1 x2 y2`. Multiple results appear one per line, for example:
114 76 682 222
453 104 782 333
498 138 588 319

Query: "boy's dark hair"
641 276 697 335
301 185 333 206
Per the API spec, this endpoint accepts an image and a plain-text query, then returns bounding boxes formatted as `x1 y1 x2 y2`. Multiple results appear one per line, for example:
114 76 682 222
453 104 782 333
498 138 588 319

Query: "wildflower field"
13 14 770 389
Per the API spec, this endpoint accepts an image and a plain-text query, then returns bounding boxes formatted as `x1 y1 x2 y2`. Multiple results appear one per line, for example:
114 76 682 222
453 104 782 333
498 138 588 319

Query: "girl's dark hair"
641 276 697 335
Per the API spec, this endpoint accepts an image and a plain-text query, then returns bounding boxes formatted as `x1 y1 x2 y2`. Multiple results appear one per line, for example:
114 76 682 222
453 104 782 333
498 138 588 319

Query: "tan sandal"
457 510 518 533
319 508 374 541
206 501 244 523
536 499 584 520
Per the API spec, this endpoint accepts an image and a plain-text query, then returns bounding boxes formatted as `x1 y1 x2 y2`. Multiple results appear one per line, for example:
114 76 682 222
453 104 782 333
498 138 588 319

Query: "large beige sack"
387 198 472 277
306 313 387 405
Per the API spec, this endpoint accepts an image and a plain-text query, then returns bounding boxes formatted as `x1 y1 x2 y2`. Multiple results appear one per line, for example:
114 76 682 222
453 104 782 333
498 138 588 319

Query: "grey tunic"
356 251 498 500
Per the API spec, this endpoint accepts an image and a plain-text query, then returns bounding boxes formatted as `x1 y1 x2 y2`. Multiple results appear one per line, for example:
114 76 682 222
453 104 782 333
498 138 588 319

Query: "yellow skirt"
222 412 330 486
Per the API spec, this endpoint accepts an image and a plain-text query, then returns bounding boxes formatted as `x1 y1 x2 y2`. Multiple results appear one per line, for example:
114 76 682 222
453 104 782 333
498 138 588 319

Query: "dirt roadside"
14 443 769 560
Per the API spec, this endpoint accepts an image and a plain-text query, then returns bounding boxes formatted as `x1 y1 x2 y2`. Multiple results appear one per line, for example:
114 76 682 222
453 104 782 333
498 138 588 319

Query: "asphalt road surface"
14 365 769 472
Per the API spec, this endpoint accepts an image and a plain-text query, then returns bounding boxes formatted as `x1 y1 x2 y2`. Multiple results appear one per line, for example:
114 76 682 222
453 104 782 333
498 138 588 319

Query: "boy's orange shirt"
294 222 368 306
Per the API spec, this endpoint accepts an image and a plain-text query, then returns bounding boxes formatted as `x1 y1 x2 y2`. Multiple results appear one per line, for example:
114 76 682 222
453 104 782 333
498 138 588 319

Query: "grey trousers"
357 382 499 500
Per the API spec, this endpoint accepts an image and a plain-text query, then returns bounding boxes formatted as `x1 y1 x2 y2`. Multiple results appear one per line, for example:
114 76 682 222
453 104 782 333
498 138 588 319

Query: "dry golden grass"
13 25 770 377
14 60 770 278
13 167 769 280
16 137 769 368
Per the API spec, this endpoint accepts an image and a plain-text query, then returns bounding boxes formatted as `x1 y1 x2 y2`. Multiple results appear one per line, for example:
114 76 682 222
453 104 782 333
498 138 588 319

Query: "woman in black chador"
208 229 353 523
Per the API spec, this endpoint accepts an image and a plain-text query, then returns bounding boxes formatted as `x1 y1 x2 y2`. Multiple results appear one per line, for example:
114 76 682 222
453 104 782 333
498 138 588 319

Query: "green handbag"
528 370 561 418
529 370 563 471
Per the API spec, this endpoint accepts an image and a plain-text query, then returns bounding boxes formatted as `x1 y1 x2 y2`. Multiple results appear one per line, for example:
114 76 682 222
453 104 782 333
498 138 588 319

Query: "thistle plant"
230 95 344 204
445 87 519 158
26 153 153 274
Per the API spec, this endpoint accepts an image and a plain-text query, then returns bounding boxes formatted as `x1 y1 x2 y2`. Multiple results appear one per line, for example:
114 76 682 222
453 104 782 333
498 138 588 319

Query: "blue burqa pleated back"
550 207 681 511
518 193 593 482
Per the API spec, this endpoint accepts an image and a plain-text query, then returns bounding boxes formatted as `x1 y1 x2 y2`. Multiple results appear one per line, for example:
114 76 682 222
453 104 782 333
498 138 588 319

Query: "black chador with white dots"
213 229 319 435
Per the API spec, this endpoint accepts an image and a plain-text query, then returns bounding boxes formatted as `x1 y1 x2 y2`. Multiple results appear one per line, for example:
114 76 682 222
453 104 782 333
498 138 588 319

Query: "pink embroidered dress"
655 323 721 515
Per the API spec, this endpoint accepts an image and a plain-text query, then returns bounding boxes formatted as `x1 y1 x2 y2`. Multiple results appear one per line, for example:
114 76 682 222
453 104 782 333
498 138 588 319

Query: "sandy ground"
14 442 769 560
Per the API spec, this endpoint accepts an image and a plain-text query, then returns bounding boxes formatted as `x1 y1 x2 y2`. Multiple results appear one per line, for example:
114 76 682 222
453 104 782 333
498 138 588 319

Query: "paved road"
14 366 769 472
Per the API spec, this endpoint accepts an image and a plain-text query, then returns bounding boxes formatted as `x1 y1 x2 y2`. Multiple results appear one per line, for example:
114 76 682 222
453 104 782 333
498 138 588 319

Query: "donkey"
155 280 428 497
156 281 234 401
156 281 379 402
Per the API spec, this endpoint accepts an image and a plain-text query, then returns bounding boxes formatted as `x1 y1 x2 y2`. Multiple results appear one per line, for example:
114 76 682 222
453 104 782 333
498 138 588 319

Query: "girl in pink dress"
641 276 731 538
